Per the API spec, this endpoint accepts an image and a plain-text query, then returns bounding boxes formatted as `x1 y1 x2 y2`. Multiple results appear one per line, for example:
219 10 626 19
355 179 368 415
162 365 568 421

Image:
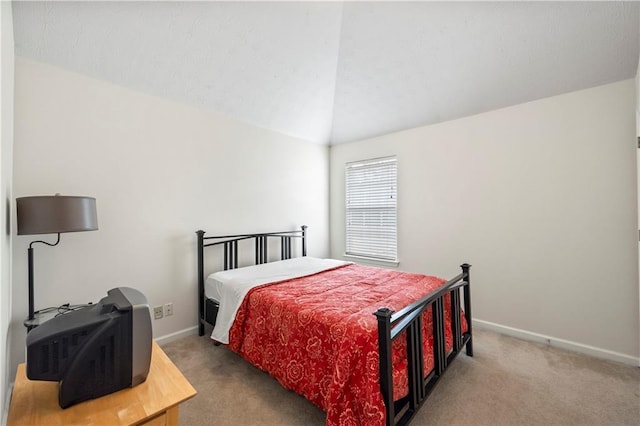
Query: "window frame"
344 156 398 264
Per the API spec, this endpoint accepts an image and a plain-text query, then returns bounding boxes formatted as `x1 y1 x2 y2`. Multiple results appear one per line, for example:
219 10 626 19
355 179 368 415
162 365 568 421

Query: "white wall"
0 1 14 422
11 58 329 377
330 80 639 364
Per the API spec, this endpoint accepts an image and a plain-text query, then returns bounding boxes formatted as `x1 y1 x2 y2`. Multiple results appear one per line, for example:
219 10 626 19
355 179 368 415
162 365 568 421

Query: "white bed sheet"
205 257 351 344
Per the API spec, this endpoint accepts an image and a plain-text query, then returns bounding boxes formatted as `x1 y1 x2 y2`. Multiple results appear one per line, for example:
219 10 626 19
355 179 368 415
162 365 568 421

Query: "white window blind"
345 157 397 261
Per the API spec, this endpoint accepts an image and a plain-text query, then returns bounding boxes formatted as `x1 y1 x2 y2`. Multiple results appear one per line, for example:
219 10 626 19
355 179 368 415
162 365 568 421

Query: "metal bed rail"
374 264 472 426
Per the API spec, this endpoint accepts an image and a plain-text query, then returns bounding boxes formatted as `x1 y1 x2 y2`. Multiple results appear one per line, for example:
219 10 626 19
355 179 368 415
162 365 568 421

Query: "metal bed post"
224 240 239 270
450 284 462 353
374 307 394 426
432 297 446 376
255 235 268 264
406 315 424 413
281 236 292 259
301 225 307 256
461 263 473 356
196 230 205 336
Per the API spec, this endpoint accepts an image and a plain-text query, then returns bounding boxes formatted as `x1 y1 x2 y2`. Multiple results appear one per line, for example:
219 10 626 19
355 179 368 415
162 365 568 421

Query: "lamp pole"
28 246 34 321
27 233 61 324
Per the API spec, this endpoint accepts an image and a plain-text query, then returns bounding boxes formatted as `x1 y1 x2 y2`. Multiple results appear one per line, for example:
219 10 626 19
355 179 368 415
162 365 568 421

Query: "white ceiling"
12 1 640 145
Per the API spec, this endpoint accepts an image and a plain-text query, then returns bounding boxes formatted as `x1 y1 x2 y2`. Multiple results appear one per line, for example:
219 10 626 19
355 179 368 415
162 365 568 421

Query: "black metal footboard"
374 264 472 426
196 226 308 336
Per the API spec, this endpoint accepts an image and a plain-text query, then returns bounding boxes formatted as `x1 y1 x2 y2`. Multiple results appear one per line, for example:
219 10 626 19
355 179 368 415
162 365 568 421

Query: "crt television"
25 287 152 408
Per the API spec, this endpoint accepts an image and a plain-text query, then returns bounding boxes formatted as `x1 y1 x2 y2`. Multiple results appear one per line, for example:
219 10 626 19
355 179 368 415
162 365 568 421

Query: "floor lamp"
16 195 98 329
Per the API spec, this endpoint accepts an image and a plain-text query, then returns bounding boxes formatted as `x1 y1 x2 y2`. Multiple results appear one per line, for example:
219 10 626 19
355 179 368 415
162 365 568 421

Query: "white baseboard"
154 326 199 346
473 319 639 367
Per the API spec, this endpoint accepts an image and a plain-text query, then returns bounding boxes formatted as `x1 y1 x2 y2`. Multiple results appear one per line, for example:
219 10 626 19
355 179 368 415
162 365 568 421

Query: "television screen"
25 287 152 408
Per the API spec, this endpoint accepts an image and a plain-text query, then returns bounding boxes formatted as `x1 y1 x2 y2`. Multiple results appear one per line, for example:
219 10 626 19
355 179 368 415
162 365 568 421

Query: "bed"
196 226 473 426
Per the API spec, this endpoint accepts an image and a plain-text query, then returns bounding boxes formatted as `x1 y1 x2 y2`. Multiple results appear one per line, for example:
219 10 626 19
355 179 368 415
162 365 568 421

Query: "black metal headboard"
195 225 307 335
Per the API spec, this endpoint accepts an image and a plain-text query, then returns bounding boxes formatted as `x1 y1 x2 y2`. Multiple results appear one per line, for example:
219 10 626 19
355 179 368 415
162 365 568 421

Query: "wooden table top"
7 340 197 425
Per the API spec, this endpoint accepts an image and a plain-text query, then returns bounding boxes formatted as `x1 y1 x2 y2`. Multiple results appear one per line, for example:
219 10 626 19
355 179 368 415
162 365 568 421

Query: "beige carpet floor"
161 328 640 425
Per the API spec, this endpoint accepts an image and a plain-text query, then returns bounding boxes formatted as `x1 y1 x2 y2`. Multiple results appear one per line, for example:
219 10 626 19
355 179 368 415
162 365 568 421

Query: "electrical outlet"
164 303 174 317
153 306 163 320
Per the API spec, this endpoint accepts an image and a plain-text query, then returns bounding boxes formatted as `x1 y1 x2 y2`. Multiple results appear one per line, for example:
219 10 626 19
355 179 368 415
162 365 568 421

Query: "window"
345 156 397 262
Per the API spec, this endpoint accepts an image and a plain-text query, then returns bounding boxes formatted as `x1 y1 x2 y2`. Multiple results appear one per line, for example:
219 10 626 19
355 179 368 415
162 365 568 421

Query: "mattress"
204 257 351 343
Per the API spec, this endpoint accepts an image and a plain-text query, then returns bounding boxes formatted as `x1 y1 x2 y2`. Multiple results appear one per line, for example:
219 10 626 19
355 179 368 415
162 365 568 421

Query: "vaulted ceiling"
12 1 640 145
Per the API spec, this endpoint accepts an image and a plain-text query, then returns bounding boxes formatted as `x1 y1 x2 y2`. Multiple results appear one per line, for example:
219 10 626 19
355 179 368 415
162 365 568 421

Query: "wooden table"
7 341 197 425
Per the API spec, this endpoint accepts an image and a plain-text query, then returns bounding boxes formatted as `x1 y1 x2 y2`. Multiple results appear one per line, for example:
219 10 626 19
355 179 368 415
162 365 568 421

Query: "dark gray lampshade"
17 195 98 235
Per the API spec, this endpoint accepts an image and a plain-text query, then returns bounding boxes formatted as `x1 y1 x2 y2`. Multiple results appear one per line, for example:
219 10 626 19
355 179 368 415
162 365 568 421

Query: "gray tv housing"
26 287 152 408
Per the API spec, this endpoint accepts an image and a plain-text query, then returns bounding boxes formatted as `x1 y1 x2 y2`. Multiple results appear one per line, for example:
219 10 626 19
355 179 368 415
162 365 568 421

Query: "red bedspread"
227 263 459 425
